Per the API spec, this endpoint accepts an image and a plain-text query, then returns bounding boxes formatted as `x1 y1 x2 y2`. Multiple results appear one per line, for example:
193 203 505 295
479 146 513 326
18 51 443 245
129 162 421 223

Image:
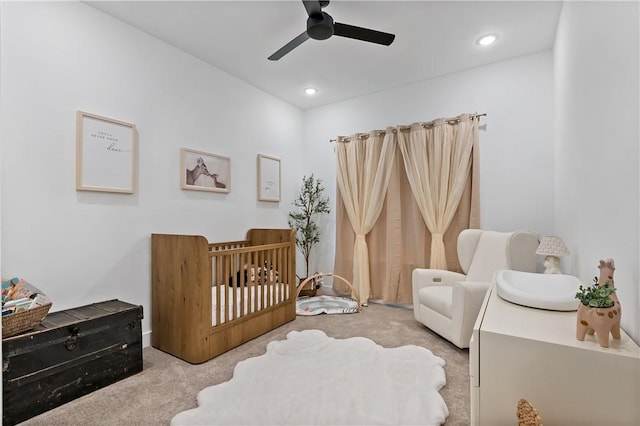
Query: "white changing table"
470 283 640 425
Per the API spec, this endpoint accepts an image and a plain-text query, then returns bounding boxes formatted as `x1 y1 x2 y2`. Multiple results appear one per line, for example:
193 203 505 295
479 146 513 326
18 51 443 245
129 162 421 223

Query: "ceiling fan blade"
268 31 310 61
302 0 325 17
333 22 395 46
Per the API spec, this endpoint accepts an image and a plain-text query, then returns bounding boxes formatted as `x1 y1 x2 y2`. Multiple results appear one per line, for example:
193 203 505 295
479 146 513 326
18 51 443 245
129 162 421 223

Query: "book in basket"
2 278 52 338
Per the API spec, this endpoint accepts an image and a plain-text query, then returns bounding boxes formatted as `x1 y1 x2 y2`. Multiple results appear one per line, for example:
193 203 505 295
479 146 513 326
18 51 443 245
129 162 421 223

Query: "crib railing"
209 242 293 327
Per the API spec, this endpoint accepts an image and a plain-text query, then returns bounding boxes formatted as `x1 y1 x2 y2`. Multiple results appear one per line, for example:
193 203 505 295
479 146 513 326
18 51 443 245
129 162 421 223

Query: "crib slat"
239 252 245 318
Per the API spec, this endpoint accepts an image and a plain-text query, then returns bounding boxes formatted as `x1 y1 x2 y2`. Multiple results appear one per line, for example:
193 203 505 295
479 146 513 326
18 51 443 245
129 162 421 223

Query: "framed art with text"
76 111 137 193
257 154 281 202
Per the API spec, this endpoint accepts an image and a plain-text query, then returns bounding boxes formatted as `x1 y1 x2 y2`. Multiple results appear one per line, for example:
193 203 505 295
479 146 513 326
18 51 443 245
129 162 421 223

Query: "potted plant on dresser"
575 259 621 348
288 174 330 297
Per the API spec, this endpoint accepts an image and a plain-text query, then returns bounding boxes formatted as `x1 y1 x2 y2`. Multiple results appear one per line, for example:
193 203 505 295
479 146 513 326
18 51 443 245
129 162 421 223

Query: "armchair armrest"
412 268 467 315
453 281 491 300
450 281 492 348
412 268 467 291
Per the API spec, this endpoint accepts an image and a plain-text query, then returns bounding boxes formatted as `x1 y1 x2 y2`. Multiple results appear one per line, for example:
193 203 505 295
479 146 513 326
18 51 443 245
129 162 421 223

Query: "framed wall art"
181 148 230 193
257 154 281 202
76 111 137 193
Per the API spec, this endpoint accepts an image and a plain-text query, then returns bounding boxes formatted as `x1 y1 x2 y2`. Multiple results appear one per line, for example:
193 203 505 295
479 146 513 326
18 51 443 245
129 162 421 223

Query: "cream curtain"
336 129 396 303
333 114 480 304
397 114 478 269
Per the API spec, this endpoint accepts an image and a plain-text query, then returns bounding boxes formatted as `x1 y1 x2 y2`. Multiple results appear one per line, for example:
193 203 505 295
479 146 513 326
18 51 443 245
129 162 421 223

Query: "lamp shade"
536 236 570 256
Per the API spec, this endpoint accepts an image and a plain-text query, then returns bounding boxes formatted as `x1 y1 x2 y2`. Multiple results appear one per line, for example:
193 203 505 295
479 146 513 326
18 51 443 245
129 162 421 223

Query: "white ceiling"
86 1 563 110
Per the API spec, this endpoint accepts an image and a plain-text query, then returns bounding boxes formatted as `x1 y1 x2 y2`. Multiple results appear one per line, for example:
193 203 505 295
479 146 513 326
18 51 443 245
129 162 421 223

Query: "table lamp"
536 236 569 274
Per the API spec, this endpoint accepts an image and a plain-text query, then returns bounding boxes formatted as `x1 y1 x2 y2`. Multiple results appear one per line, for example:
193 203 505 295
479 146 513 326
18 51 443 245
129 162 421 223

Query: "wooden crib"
151 229 296 364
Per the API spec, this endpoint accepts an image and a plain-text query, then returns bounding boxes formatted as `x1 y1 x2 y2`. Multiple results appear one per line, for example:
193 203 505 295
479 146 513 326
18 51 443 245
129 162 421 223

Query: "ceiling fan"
268 0 396 61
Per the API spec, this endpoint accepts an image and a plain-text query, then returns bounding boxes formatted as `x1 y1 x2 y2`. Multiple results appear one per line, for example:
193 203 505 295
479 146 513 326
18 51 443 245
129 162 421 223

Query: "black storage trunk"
2 299 143 426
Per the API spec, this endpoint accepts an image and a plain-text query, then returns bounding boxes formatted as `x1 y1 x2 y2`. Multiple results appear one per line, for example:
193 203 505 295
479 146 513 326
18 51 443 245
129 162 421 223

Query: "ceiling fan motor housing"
307 12 334 40
268 0 395 60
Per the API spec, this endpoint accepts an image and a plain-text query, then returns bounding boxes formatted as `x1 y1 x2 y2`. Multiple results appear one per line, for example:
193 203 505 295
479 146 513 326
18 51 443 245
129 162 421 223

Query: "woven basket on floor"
2 303 52 338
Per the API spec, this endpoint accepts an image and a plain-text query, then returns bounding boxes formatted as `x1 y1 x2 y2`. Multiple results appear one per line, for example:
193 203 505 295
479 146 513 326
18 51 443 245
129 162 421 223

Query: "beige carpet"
20 303 470 425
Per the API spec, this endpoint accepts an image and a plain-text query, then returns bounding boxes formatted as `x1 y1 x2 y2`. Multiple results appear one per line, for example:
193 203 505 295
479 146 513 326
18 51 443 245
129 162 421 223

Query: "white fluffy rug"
171 330 449 425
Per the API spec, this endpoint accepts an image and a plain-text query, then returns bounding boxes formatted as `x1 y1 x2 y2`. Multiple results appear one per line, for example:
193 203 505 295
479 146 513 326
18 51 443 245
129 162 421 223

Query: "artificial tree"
575 277 616 308
288 174 330 288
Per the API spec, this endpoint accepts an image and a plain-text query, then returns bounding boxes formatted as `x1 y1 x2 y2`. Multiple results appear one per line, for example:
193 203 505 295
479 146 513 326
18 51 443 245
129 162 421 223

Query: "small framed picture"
76 111 137 193
181 148 230 193
257 154 281 202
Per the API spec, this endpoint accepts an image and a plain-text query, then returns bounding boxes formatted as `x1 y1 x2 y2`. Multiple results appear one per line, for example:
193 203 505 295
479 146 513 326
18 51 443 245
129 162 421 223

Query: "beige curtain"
397 114 478 269
335 129 396 303
334 114 480 304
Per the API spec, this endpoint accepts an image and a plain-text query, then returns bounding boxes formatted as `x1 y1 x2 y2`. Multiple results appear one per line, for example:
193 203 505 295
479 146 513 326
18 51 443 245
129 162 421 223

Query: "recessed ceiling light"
304 88 317 95
477 34 498 46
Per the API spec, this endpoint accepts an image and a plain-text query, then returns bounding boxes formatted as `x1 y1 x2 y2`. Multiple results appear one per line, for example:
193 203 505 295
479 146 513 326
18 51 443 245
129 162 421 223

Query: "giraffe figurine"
576 258 622 348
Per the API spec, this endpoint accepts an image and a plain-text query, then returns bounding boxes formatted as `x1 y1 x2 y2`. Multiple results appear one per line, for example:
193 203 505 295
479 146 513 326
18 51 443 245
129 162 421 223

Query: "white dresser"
470 284 640 425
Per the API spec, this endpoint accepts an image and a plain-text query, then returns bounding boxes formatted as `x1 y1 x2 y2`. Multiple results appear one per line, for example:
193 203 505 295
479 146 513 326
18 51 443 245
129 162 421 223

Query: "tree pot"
576 302 621 348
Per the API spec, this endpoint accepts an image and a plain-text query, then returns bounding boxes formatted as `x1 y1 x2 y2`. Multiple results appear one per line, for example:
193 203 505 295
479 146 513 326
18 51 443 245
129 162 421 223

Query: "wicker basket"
517 399 543 426
2 303 52 338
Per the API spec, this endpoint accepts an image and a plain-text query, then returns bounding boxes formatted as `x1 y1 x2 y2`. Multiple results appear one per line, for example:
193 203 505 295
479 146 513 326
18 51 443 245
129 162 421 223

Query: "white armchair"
412 229 539 348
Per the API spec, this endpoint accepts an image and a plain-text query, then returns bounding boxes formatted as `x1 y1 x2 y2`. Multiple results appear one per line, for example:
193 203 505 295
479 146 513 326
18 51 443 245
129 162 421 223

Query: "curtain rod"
329 112 487 143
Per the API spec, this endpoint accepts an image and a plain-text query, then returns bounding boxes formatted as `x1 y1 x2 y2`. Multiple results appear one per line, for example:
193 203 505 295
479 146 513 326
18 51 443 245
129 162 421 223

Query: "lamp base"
542 255 562 274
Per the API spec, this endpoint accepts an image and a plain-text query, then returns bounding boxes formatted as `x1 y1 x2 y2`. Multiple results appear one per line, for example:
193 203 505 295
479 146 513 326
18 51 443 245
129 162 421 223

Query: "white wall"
7 1 635 348
0 2 304 344
554 1 639 343
303 51 555 279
